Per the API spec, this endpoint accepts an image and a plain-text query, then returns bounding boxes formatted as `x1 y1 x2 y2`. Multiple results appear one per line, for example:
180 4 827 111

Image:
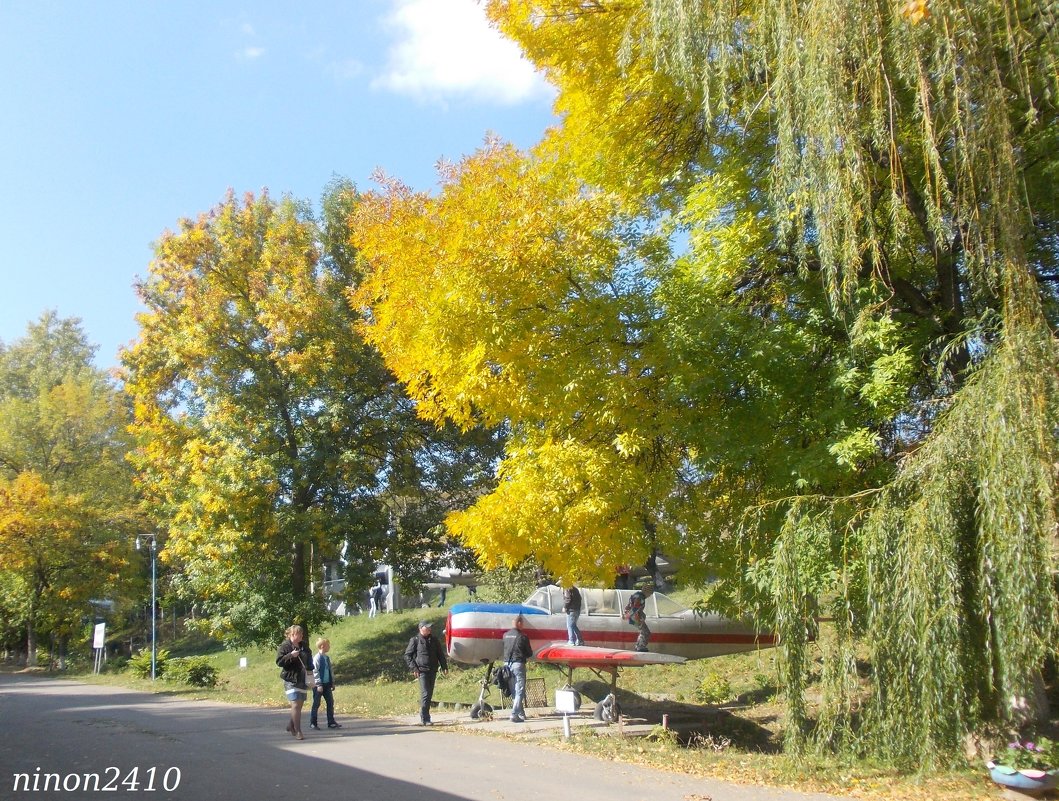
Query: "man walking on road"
404 620 447 725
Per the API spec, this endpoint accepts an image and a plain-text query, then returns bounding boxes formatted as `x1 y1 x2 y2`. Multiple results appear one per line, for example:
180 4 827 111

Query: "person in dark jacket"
623 579 655 652
404 620 448 725
276 624 313 739
369 581 383 618
562 584 584 646
501 616 533 723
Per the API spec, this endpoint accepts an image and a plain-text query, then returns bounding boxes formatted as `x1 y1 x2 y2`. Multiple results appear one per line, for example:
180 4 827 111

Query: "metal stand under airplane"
552 662 623 724
471 659 621 724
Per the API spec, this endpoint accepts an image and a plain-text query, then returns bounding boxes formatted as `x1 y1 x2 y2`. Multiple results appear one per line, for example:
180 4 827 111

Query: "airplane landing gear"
556 663 621 724
589 664 622 724
471 661 499 720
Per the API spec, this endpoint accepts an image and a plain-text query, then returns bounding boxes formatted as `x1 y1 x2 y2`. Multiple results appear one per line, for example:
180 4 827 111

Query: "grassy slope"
76 587 1001 801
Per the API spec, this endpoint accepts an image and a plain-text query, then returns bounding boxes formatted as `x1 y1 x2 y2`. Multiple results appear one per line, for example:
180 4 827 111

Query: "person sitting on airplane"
501 616 533 723
623 580 655 652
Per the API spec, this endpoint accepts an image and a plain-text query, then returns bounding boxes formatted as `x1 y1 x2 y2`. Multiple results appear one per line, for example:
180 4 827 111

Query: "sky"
0 1 557 369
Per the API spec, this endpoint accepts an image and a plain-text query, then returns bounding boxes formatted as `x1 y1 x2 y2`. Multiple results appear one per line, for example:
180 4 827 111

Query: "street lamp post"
135 534 157 680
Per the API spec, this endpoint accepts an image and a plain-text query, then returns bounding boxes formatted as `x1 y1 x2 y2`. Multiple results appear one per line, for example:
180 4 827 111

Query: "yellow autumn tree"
351 126 863 594
354 0 1058 766
0 313 137 665
355 146 661 580
0 472 129 664
124 185 503 645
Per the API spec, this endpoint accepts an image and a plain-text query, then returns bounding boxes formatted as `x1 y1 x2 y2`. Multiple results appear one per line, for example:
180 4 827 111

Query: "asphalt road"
0 674 844 801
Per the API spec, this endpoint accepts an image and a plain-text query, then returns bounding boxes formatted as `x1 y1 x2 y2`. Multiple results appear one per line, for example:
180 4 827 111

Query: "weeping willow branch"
637 0 1058 308
634 0 1059 766
764 275 1057 767
772 503 846 751
861 273 1057 766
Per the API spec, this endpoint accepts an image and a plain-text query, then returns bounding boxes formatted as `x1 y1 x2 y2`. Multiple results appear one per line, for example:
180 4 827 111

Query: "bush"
696 671 733 704
165 656 219 688
127 648 169 679
749 671 775 703
101 655 129 674
647 724 680 744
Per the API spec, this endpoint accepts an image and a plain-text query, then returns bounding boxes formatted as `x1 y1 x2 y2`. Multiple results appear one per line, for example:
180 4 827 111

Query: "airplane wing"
534 643 687 668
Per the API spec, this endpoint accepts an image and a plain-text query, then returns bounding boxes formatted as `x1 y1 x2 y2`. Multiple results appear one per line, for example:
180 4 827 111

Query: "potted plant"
987 737 1059 798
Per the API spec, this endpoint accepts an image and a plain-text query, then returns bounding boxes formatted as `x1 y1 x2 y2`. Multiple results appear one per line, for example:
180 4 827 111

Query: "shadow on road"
0 674 498 801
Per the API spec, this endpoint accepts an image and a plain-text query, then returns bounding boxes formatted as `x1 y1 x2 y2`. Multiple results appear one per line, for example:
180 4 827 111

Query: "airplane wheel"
470 702 493 720
593 696 620 724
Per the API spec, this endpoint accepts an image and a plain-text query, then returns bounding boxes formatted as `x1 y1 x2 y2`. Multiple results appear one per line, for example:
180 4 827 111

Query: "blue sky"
0 1 556 368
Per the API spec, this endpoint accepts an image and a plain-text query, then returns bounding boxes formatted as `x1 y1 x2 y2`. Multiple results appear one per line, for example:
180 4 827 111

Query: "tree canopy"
350 0 1059 765
122 183 502 646
0 313 136 663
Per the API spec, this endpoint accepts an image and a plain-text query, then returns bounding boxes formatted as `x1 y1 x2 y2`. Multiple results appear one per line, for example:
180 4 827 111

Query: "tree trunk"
26 616 37 667
293 541 306 600
1010 672 1052 726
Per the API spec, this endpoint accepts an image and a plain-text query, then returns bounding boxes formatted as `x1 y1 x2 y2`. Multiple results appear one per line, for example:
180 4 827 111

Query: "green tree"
123 183 501 646
353 0 1058 765
0 313 136 664
494 0 1058 763
608 0 1059 762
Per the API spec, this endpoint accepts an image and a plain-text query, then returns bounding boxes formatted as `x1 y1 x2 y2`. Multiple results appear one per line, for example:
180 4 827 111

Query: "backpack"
492 664 513 697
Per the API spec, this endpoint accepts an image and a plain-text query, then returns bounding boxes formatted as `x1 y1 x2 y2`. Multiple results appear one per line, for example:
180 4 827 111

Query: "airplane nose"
445 609 452 654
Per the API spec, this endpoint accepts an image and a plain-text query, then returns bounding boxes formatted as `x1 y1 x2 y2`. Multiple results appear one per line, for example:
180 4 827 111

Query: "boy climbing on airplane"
623 579 654 652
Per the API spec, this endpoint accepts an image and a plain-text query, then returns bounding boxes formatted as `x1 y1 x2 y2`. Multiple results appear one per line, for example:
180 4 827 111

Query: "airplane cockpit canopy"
523 585 690 618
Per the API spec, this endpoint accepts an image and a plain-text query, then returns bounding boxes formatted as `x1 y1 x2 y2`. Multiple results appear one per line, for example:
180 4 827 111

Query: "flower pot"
987 762 1059 798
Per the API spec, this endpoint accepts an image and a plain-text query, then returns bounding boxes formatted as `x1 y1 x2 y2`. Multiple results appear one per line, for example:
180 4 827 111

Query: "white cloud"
373 0 553 105
238 46 266 61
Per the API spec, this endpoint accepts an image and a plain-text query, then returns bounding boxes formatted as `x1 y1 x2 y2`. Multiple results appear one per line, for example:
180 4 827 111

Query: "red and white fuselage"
445 585 777 665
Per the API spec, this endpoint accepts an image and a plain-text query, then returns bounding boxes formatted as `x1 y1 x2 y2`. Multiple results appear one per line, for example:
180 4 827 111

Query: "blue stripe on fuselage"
449 603 548 615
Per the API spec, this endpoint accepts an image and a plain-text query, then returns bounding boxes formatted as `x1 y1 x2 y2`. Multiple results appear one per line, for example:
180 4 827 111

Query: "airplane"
445 584 777 723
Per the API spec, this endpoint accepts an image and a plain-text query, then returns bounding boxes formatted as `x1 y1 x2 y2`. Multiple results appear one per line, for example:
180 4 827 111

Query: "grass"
82 599 452 716
60 586 1006 800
